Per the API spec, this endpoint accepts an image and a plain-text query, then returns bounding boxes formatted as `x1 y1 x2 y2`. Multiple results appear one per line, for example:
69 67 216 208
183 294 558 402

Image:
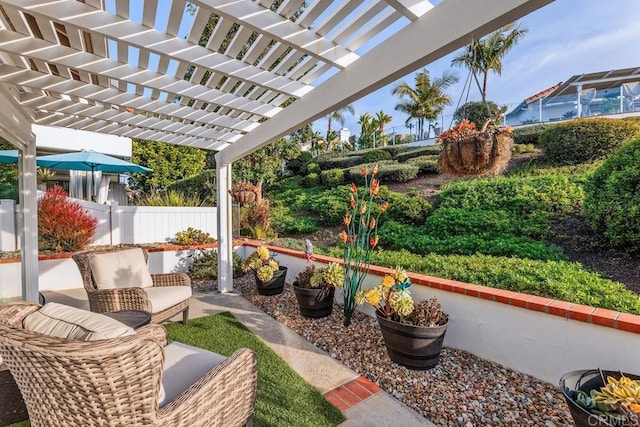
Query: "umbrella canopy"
36 151 151 173
0 149 19 164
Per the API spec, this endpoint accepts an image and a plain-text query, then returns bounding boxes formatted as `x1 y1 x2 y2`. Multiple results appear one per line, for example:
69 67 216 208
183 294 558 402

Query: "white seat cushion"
159 342 226 407
89 248 154 289
144 286 192 314
23 302 135 341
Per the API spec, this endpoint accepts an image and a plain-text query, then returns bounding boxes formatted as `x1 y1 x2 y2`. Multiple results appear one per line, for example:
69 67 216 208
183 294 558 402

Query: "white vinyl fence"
0 198 217 250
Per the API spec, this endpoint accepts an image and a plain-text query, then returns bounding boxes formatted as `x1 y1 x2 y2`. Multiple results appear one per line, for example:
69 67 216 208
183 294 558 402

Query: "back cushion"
23 302 135 340
88 248 154 289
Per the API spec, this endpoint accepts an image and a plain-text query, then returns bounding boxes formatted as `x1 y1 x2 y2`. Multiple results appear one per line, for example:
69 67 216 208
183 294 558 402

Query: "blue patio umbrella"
0 150 19 164
36 150 151 201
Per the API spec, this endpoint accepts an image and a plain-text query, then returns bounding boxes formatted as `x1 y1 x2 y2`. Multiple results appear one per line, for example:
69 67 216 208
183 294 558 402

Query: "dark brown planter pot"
255 266 287 296
560 369 640 427
292 283 335 318
376 312 448 370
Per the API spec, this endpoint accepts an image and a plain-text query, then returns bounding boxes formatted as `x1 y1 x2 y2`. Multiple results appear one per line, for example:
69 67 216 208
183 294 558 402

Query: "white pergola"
0 0 553 300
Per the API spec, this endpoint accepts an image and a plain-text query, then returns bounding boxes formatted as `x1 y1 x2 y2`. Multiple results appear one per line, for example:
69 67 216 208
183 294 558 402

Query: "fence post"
110 201 121 245
0 199 16 251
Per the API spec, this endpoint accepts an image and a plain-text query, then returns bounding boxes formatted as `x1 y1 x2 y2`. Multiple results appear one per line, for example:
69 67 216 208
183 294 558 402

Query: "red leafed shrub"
38 185 98 252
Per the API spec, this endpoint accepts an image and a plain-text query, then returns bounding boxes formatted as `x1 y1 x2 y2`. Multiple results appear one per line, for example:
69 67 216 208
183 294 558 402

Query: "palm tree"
393 69 458 139
374 111 393 135
451 22 528 101
326 104 355 135
357 113 376 148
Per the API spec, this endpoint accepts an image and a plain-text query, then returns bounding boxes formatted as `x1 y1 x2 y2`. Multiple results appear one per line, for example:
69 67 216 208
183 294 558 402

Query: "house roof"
0 0 553 164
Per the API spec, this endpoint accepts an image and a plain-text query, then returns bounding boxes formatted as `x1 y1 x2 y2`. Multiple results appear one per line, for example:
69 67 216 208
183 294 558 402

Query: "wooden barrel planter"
255 266 287 296
559 369 640 427
292 284 335 318
376 312 448 370
437 131 513 176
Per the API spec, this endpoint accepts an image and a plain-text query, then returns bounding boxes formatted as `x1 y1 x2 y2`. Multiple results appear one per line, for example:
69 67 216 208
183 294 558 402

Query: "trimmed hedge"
302 172 319 187
539 118 640 165
583 137 640 252
438 174 585 216
286 151 313 175
346 162 419 184
513 124 549 145
381 194 433 226
361 149 392 163
395 145 442 162
321 247 640 315
317 155 364 170
512 143 536 155
306 163 321 174
424 208 549 238
406 155 439 174
320 168 344 189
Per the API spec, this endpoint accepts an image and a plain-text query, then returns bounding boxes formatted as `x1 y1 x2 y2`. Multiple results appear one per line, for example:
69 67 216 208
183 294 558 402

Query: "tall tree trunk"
482 72 488 102
327 116 333 134
256 180 263 202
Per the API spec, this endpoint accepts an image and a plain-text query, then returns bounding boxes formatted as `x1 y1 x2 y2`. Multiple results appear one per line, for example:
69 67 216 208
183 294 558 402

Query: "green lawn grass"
165 312 345 427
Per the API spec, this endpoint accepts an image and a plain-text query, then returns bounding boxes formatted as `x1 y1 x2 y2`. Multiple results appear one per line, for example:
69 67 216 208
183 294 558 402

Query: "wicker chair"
0 302 258 427
73 248 191 324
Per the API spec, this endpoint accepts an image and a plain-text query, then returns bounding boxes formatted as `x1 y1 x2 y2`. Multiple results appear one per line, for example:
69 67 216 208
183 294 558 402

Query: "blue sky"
318 0 640 136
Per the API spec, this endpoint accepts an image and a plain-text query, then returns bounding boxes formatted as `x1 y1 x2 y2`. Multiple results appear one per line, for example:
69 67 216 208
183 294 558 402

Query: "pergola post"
18 139 39 302
215 155 234 293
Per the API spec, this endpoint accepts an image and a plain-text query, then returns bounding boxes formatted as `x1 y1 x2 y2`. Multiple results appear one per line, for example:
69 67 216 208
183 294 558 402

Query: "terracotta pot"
255 266 287 296
376 312 447 370
292 283 335 318
559 369 640 427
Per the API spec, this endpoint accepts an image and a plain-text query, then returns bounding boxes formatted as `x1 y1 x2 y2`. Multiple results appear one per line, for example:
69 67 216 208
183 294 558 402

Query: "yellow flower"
365 289 381 307
381 275 394 290
372 164 379 176
256 265 275 282
355 290 366 305
256 246 269 261
392 292 415 317
393 268 407 283
268 259 279 271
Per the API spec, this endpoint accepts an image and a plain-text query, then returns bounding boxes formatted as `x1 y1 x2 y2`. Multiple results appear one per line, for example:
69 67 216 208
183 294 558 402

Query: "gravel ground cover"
235 275 574 427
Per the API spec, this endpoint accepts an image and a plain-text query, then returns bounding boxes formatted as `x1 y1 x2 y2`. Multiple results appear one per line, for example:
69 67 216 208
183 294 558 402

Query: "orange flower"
380 201 389 212
350 196 356 209
630 403 640 414
360 167 367 177
369 236 379 248
371 179 379 196
350 182 357 193
339 230 348 243
343 215 351 226
369 218 376 229
372 164 378 176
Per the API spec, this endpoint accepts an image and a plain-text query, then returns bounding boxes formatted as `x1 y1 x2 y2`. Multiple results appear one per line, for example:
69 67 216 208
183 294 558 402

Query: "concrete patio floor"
43 288 432 427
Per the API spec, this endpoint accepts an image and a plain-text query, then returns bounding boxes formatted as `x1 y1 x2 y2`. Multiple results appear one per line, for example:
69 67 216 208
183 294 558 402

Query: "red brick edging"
323 376 382 412
241 240 640 335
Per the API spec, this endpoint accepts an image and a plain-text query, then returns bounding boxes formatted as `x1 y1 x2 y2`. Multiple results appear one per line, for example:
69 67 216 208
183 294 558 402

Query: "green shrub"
138 190 204 206
317 156 364 170
438 174 584 216
512 143 536 155
174 227 216 245
346 163 419 184
538 118 640 165
308 186 351 226
383 194 433 226
287 151 313 175
302 173 320 187
406 155 439 174
277 216 319 234
424 208 549 238
167 169 216 205
320 168 344 189
583 138 640 252
361 149 392 163
322 247 640 314
513 124 549 145
381 146 401 158
306 163 321 174
453 100 504 128
395 146 442 162
189 249 243 280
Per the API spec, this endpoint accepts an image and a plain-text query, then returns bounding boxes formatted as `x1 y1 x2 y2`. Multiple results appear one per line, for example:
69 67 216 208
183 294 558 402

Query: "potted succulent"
560 369 640 427
292 263 344 318
437 118 514 176
241 246 287 295
357 269 448 370
228 181 258 204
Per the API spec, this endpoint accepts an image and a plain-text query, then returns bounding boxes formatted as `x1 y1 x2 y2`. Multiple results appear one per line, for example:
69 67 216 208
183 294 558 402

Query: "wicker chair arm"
0 302 40 328
87 287 152 313
151 273 191 288
158 348 258 427
135 324 168 347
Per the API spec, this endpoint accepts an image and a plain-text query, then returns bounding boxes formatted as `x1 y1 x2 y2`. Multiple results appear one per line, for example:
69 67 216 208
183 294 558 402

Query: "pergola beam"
384 0 434 20
219 0 554 164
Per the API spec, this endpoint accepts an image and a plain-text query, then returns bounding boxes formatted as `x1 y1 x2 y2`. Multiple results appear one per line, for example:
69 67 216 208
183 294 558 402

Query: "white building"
339 128 351 142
